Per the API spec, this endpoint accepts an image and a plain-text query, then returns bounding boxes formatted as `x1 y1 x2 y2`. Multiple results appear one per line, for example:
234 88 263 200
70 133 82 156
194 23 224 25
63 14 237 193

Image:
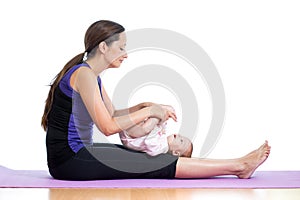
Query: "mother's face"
105 32 128 68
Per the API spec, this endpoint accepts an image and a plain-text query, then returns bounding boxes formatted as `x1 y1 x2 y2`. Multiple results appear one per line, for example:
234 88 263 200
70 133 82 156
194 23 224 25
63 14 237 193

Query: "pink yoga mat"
0 166 299 188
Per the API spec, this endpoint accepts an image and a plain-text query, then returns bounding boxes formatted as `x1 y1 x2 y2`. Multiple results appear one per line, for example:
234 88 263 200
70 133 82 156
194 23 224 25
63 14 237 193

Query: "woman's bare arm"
74 67 161 136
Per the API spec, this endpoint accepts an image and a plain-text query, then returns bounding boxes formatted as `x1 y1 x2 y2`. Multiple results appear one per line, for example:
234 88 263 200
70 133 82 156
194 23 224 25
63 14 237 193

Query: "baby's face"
167 134 192 157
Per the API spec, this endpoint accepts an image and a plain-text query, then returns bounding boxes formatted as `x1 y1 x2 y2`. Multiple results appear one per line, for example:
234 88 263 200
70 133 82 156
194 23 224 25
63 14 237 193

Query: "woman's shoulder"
69 63 97 93
75 65 96 80
72 64 98 90
62 63 91 82
71 63 92 74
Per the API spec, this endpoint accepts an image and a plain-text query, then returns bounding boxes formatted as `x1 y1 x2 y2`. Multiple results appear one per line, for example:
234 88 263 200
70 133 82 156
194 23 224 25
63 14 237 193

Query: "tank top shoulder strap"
68 62 90 75
59 62 90 98
97 76 103 100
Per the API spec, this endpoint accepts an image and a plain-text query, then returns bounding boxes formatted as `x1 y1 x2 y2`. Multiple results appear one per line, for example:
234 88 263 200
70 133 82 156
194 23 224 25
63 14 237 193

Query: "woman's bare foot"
237 141 271 179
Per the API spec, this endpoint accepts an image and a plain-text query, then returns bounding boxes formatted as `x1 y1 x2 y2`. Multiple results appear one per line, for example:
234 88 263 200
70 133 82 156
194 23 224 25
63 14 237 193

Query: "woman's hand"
150 104 177 123
160 104 176 113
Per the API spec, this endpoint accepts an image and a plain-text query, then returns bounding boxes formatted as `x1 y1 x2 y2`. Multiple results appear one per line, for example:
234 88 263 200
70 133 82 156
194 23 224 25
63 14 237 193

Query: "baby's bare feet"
237 141 271 179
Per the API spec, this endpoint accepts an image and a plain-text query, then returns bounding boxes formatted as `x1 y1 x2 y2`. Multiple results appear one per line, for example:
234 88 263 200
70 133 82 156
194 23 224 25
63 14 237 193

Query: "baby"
119 105 193 157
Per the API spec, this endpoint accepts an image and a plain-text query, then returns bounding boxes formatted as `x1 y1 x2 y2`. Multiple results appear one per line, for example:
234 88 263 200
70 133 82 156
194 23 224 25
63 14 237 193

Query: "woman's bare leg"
175 141 271 179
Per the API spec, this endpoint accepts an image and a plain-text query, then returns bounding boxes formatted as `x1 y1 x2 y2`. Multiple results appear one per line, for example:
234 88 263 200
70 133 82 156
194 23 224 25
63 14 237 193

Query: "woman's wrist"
149 104 164 120
141 102 154 108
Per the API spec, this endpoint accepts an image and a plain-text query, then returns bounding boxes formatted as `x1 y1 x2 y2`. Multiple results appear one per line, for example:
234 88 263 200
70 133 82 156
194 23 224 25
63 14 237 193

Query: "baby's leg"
125 104 173 138
125 118 160 138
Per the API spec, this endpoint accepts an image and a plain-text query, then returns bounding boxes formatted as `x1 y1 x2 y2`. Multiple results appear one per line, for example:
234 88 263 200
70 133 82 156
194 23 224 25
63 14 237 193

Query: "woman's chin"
108 63 121 69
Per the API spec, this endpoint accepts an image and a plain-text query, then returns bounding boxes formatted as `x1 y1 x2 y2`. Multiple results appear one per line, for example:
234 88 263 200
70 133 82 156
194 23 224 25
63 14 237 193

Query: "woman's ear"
98 41 107 54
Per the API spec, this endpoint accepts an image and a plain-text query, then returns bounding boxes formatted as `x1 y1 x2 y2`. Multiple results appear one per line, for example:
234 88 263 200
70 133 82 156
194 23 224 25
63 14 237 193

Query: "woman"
41 20 271 180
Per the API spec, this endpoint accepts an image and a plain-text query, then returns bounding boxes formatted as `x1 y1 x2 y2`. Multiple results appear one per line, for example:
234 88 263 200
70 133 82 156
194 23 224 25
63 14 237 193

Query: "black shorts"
49 143 178 180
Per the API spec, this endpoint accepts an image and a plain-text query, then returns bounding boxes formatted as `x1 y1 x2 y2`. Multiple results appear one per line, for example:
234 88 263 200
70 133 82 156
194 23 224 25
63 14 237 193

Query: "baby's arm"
125 117 160 138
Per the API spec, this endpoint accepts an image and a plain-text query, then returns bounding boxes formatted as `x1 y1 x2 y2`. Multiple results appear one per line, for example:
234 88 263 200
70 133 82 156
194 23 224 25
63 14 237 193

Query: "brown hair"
41 20 125 131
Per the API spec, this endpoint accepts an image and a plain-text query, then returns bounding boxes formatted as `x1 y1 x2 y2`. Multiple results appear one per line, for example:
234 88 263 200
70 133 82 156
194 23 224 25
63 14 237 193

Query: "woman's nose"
122 50 128 59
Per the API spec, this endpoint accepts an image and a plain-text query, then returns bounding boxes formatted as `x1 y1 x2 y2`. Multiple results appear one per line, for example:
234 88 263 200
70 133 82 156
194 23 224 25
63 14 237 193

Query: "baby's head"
167 134 193 157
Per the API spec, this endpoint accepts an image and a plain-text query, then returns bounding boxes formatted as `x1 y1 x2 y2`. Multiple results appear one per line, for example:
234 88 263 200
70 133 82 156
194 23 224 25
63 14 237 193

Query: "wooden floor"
0 188 300 200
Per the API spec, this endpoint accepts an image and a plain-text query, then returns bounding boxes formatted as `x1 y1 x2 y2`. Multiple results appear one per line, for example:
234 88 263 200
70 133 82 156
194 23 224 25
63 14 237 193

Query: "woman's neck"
85 55 108 75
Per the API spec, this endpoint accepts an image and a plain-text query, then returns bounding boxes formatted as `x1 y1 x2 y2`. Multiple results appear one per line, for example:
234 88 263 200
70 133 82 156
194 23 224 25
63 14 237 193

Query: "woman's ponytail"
41 52 84 131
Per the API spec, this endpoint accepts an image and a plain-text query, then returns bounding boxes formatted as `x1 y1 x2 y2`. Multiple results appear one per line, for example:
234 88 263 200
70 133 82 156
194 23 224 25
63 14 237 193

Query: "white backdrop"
0 0 299 170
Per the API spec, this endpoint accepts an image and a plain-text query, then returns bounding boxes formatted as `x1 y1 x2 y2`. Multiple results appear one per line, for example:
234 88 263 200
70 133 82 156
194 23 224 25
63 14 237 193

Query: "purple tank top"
58 63 103 153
